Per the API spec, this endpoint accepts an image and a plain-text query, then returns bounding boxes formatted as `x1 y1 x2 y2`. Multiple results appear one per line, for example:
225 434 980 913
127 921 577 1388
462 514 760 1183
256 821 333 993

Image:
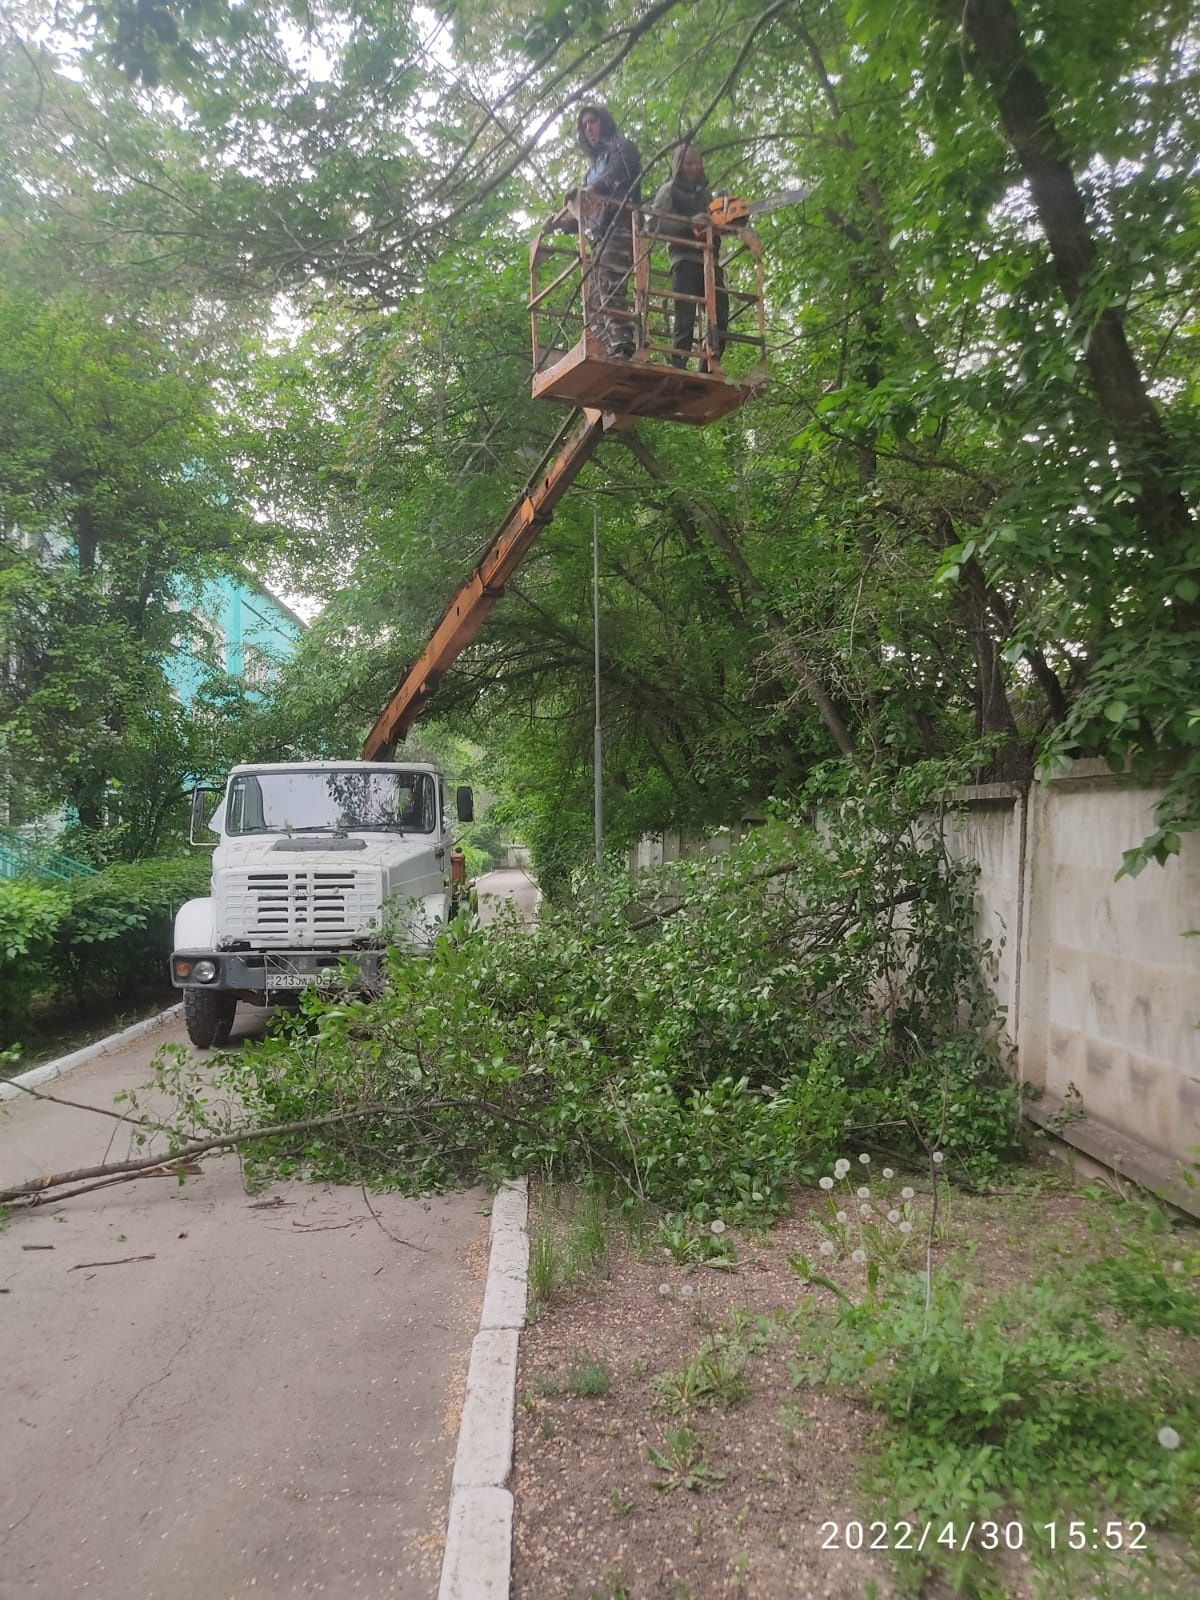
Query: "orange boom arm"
362 407 615 758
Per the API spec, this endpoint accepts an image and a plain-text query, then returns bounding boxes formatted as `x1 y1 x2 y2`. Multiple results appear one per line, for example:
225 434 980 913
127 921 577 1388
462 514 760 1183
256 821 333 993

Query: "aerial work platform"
531 345 753 425
529 193 767 426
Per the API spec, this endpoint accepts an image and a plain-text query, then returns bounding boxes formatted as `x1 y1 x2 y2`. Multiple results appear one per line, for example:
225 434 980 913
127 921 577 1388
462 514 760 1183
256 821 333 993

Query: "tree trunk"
962 0 1197 595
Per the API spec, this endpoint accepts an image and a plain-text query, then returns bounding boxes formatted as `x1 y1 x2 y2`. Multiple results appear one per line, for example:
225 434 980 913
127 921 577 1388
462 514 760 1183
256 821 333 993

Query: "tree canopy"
2 0 1196 877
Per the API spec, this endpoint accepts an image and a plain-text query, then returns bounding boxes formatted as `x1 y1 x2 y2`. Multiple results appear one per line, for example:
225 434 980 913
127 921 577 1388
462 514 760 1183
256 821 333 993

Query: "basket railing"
530 191 766 381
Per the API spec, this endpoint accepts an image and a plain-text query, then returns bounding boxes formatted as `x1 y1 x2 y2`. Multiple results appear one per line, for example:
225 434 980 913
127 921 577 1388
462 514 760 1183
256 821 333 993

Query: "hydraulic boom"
362 406 616 758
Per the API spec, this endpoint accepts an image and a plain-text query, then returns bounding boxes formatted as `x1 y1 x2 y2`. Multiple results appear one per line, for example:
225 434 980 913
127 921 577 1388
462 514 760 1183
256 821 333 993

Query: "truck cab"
171 760 470 1047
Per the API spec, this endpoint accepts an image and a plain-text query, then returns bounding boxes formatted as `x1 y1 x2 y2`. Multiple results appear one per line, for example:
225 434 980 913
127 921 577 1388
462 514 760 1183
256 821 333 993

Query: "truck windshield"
225 770 438 836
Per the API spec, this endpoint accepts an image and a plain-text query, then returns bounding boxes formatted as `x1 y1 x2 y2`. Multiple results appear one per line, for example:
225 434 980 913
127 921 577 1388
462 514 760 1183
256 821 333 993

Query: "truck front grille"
218 868 379 945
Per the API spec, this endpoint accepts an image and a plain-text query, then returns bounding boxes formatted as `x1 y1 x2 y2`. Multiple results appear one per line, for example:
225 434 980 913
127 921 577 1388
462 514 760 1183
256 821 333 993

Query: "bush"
0 878 69 1041
0 855 214 1049
51 857 212 1000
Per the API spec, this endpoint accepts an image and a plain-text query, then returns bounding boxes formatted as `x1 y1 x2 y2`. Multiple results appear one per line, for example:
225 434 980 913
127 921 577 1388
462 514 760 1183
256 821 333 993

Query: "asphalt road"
0 1009 487 1600
473 869 542 928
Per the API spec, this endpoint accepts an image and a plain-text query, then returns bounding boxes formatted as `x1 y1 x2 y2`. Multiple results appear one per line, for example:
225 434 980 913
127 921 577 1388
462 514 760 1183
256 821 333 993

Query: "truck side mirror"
189 785 221 847
456 786 474 824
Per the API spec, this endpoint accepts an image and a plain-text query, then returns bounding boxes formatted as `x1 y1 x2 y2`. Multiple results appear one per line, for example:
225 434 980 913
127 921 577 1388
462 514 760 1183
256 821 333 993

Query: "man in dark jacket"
650 144 728 369
576 104 641 359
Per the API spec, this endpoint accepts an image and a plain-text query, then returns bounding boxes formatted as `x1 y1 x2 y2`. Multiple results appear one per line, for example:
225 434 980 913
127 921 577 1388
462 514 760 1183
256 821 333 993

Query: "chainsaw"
705 184 813 228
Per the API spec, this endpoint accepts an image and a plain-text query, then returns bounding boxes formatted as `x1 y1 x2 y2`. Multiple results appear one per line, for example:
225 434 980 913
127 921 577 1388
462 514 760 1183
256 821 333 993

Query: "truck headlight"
193 959 218 983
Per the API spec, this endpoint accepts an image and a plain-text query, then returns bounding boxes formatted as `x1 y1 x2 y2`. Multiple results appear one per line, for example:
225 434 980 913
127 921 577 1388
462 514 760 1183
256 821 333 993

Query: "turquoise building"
168 574 305 705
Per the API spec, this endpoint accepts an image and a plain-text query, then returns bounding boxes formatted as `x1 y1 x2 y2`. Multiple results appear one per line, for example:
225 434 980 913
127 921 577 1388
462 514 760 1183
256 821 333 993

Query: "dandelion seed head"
901 1186 915 1200
658 1282 671 1296
859 1204 873 1218
859 1153 871 1165
851 1248 867 1263
819 1176 834 1191
1171 1260 1184 1275
835 1211 848 1224
834 1159 850 1178
932 1151 945 1165
819 1240 835 1257
710 1219 726 1235
882 1168 894 1179
887 1209 901 1224
681 1284 695 1298
856 1186 870 1199
898 1219 913 1235
1158 1426 1181 1451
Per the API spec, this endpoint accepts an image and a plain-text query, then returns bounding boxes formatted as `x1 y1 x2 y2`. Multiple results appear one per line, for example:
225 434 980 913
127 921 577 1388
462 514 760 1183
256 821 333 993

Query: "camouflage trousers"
586 228 635 356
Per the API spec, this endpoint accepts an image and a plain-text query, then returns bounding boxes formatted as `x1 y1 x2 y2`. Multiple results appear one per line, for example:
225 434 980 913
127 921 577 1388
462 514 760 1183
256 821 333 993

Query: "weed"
1081 1203 1200 1334
648 1427 727 1492
527 1183 632 1313
656 1213 738 1269
609 1487 633 1518
778 1400 811 1447
653 1336 750 1411
590 1565 628 1600
527 1229 563 1313
539 1415 556 1440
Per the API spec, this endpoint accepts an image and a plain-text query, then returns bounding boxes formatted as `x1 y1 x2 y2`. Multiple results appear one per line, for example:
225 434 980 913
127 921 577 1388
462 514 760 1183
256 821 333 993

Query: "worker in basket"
650 144 729 370
569 103 643 359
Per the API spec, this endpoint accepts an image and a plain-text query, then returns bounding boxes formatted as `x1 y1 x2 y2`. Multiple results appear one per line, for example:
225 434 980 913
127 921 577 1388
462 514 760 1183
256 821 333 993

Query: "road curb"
0 1003 184 1103
439 1176 528 1600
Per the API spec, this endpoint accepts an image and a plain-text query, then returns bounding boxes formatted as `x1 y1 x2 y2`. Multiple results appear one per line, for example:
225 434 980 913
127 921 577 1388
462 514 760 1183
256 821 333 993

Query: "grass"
527 1182 636 1315
2 987 176 1077
534 1350 614 1399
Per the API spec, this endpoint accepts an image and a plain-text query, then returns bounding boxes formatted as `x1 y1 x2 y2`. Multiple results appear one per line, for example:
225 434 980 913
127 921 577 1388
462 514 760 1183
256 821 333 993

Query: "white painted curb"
0 1003 183 1103
439 1177 528 1600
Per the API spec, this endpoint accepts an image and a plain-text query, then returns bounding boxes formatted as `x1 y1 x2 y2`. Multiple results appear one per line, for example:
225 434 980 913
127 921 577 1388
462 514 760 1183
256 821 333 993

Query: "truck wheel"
183 988 237 1049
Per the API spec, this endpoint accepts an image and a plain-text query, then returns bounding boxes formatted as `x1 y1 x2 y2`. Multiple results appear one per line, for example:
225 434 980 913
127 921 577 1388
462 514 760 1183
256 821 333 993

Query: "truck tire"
183 988 237 1049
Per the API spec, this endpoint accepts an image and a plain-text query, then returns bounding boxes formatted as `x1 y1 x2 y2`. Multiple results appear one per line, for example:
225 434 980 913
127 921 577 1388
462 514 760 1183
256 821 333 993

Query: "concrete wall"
945 766 1200 1170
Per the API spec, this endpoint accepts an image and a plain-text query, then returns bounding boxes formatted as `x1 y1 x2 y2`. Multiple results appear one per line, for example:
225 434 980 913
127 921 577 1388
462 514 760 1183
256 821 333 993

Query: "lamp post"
592 505 604 876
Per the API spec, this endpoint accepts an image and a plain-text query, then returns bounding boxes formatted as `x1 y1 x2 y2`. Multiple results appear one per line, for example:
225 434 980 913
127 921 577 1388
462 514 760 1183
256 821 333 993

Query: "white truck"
171 760 472 1047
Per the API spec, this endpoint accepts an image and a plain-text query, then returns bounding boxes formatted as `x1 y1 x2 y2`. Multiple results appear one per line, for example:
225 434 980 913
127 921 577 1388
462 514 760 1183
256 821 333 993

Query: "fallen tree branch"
628 857 804 930
3 1076 159 1128
70 1255 156 1271
0 1097 534 1207
628 858 921 933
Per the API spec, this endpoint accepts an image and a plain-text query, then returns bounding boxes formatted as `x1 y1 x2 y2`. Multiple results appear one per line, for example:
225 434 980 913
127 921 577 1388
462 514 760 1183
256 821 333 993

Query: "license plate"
264 959 340 991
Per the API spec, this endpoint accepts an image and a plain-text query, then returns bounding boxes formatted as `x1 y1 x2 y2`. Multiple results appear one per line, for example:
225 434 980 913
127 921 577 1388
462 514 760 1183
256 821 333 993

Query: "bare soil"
511 1171 1192 1600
